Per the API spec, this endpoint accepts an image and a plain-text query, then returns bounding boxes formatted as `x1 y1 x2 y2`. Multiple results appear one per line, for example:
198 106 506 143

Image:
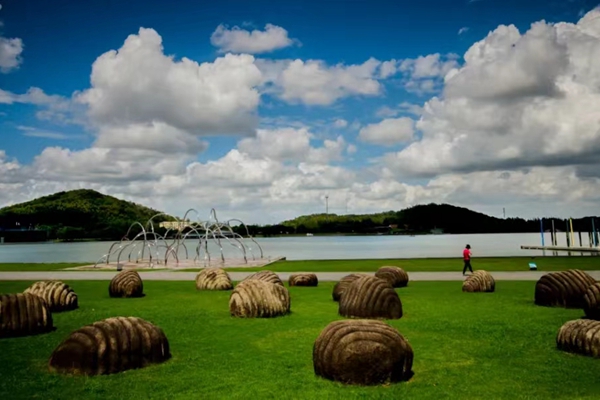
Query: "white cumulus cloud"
238 127 345 163
359 118 415 146
258 58 382 105
0 36 23 73
77 28 263 136
210 23 297 54
384 9 600 177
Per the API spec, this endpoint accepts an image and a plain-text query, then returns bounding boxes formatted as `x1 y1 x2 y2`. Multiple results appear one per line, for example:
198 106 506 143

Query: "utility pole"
345 192 348 215
503 208 506 218
325 195 329 214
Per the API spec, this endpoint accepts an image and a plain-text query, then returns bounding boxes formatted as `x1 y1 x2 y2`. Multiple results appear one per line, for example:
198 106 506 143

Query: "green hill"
278 203 598 235
0 189 172 241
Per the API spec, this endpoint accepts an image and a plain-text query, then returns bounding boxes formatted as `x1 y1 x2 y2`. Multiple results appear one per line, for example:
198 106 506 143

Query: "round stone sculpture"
49 316 171 375
556 319 600 358
462 270 495 293
375 266 409 288
534 269 596 308
0 293 53 338
195 268 233 290
332 273 370 302
339 275 402 320
24 280 78 312
109 270 144 298
241 270 283 287
313 319 414 385
583 282 600 320
229 280 290 318
289 273 318 287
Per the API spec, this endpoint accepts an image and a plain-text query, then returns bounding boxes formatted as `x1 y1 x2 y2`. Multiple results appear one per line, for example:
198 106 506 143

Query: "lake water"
0 232 591 263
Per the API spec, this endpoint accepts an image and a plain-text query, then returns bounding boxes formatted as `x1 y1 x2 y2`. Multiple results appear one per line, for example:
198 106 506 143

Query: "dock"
520 245 600 253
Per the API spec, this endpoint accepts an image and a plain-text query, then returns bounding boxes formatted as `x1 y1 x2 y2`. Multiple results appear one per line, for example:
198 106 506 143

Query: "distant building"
430 228 444 234
159 221 191 230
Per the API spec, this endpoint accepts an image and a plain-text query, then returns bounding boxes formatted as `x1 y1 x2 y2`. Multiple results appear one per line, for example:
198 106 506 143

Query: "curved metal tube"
227 218 264 259
97 207 264 270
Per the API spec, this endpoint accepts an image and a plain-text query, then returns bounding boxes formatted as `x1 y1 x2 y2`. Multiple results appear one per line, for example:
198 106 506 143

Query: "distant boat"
306 233 314 236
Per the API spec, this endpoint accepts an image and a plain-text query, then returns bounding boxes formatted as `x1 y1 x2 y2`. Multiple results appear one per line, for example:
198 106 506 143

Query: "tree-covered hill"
0 189 172 241
278 203 598 235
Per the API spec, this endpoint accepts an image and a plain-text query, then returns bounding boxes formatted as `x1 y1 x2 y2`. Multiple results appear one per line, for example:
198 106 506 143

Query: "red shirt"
463 249 471 260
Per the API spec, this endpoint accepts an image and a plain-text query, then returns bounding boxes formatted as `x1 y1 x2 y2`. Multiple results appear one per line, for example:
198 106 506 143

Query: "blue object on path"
529 263 537 270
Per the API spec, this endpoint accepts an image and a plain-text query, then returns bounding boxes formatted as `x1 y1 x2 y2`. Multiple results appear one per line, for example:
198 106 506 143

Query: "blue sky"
1 0 600 222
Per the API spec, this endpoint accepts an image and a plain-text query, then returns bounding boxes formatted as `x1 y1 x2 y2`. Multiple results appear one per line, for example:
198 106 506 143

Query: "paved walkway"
1 270 599 282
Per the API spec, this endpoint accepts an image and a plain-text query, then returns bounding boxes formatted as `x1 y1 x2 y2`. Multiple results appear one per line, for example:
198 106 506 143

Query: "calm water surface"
0 233 583 263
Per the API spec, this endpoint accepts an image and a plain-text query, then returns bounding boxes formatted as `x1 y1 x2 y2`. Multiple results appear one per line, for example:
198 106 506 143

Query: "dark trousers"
463 260 473 274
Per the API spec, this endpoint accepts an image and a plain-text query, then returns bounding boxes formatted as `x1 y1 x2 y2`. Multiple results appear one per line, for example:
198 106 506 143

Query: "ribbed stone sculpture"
313 319 414 385
332 273 370 302
195 268 233 290
49 316 170 375
556 319 600 358
109 270 144 298
534 270 596 308
462 270 495 293
24 281 78 312
241 270 283 287
229 280 290 318
289 273 318 287
584 282 600 320
0 293 53 338
375 266 409 288
339 275 402 320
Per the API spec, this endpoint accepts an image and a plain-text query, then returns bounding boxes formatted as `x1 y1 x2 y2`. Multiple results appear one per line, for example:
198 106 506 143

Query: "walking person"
462 244 473 275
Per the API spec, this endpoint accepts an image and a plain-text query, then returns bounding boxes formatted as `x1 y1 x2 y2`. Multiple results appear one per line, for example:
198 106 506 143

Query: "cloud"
17 126 74 140
387 53 460 95
458 27 470 35
359 118 415 146
94 122 208 154
0 150 24 184
210 23 297 54
238 127 346 163
77 28 263 136
444 23 567 100
0 87 67 106
333 119 348 128
382 9 600 177
257 57 382 105
0 36 23 73
379 59 399 79
31 146 190 183
399 53 459 79
376 102 424 118
0 87 82 125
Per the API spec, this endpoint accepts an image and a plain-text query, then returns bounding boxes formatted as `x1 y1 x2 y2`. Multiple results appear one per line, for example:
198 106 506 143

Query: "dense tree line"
272 204 599 236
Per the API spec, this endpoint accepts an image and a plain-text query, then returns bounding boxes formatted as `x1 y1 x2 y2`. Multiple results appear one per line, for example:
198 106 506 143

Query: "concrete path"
1 270 600 282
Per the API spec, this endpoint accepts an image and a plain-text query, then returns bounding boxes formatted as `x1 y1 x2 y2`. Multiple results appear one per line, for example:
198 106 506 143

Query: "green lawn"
0 263 87 271
1 280 599 399
1 256 598 273
224 256 600 272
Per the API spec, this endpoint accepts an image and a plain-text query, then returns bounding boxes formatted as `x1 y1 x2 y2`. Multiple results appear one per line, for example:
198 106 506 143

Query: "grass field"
0 263 88 271
1 280 599 399
224 256 600 272
1 256 599 273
